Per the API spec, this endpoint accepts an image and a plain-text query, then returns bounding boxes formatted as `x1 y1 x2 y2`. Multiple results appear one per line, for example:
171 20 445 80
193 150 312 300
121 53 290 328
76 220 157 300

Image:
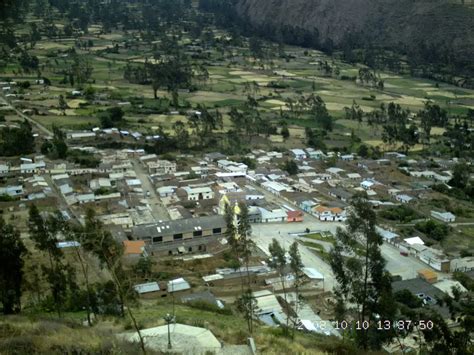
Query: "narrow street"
132 159 170 221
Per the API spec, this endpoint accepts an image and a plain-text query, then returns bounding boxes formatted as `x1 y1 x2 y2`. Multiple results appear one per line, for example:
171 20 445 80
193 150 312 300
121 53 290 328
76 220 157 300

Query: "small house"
290 149 307 160
396 194 414 204
431 211 456 223
287 210 304 223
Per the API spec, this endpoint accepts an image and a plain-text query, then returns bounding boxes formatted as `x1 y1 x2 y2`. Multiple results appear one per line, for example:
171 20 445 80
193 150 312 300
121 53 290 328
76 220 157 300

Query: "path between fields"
0 94 53 138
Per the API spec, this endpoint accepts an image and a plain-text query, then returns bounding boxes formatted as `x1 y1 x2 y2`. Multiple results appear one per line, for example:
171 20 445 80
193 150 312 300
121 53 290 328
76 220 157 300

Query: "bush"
394 289 422 308
379 205 421 223
414 220 450 241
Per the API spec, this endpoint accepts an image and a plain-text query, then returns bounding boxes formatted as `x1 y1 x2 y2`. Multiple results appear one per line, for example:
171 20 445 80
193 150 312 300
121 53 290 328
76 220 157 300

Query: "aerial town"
0 0 473 354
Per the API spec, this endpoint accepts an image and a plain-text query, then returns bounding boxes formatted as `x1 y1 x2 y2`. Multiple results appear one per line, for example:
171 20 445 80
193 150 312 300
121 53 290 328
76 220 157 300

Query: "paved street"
380 242 433 280
132 159 170 221
251 221 436 292
251 223 338 291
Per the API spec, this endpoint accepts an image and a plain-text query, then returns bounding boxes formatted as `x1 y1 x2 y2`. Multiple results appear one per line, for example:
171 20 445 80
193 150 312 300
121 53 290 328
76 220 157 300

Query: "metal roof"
167 278 191 293
133 215 226 238
134 282 160 294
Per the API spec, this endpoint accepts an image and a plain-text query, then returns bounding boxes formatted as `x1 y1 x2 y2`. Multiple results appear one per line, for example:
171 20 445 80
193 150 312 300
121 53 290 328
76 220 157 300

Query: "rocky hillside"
234 0 474 46
231 0 474 77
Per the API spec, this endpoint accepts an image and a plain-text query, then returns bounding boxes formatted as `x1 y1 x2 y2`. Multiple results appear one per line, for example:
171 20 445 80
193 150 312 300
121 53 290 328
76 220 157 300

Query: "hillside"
227 0 474 81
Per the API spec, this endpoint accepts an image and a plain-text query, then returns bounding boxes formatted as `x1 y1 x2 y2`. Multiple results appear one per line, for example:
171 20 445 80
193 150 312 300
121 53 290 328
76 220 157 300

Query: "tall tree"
82 210 146 354
268 239 290 327
0 218 27 314
288 241 304 339
330 193 396 350
28 206 69 317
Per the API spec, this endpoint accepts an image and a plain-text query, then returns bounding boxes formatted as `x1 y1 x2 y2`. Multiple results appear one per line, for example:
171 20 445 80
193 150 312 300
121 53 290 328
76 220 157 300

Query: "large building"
132 215 227 255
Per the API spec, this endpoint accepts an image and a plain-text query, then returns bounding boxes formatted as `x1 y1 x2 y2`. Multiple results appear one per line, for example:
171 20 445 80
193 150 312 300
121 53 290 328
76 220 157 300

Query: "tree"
134 257 154 279
449 162 471 189
58 95 68 115
172 120 189 150
281 126 290 139
268 239 290 327
99 107 124 128
0 120 34 156
225 202 256 335
249 37 264 59
308 94 333 131
330 194 397 350
82 210 146 354
28 206 69 317
0 218 27 314
357 144 369 158
52 125 68 159
283 159 299 175
288 241 304 339
147 56 193 99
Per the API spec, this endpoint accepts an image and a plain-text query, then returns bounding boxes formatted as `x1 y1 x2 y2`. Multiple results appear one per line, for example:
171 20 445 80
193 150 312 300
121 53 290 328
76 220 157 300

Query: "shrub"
414 220 450 241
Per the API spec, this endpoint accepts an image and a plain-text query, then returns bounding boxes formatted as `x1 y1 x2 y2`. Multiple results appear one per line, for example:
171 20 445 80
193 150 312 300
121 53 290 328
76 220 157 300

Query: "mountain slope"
231 0 474 78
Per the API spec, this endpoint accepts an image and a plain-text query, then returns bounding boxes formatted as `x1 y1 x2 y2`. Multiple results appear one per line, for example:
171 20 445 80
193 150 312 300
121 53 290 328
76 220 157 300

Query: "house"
167 278 191 293
340 154 354 161
205 152 226 162
147 160 177 175
305 149 326 160
20 162 45 174
258 207 287 223
392 278 451 318
261 181 291 195
90 178 112 191
76 193 95 204
132 215 227 254
431 211 456 223
247 206 262 223
287 210 304 223
67 132 96 139
134 282 160 295
299 200 317 213
0 185 23 197
217 159 248 173
418 269 438 284
157 186 176 198
360 180 375 190
328 188 353 202
290 148 307 160
123 240 146 258
376 226 399 241
396 194 414 204
0 164 9 175
326 167 345 176
126 179 142 187
313 206 346 222
183 186 214 201
347 173 361 180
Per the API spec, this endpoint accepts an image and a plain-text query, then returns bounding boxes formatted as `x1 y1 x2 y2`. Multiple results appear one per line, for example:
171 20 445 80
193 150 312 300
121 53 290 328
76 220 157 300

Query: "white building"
313 206 346 222
431 211 456 223
261 181 291 195
290 149 307 160
183 186 214 201
396 194 414 204
0 185 23 197
90 178 112 191
360 180 375 190
147 160 177 175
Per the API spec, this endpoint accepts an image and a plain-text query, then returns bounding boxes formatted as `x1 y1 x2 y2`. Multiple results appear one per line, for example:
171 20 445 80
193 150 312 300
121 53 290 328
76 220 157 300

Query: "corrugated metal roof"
134 282 160 294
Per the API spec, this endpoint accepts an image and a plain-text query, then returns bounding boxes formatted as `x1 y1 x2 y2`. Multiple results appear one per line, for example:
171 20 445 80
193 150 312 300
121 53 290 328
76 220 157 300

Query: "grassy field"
2 11 472 153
